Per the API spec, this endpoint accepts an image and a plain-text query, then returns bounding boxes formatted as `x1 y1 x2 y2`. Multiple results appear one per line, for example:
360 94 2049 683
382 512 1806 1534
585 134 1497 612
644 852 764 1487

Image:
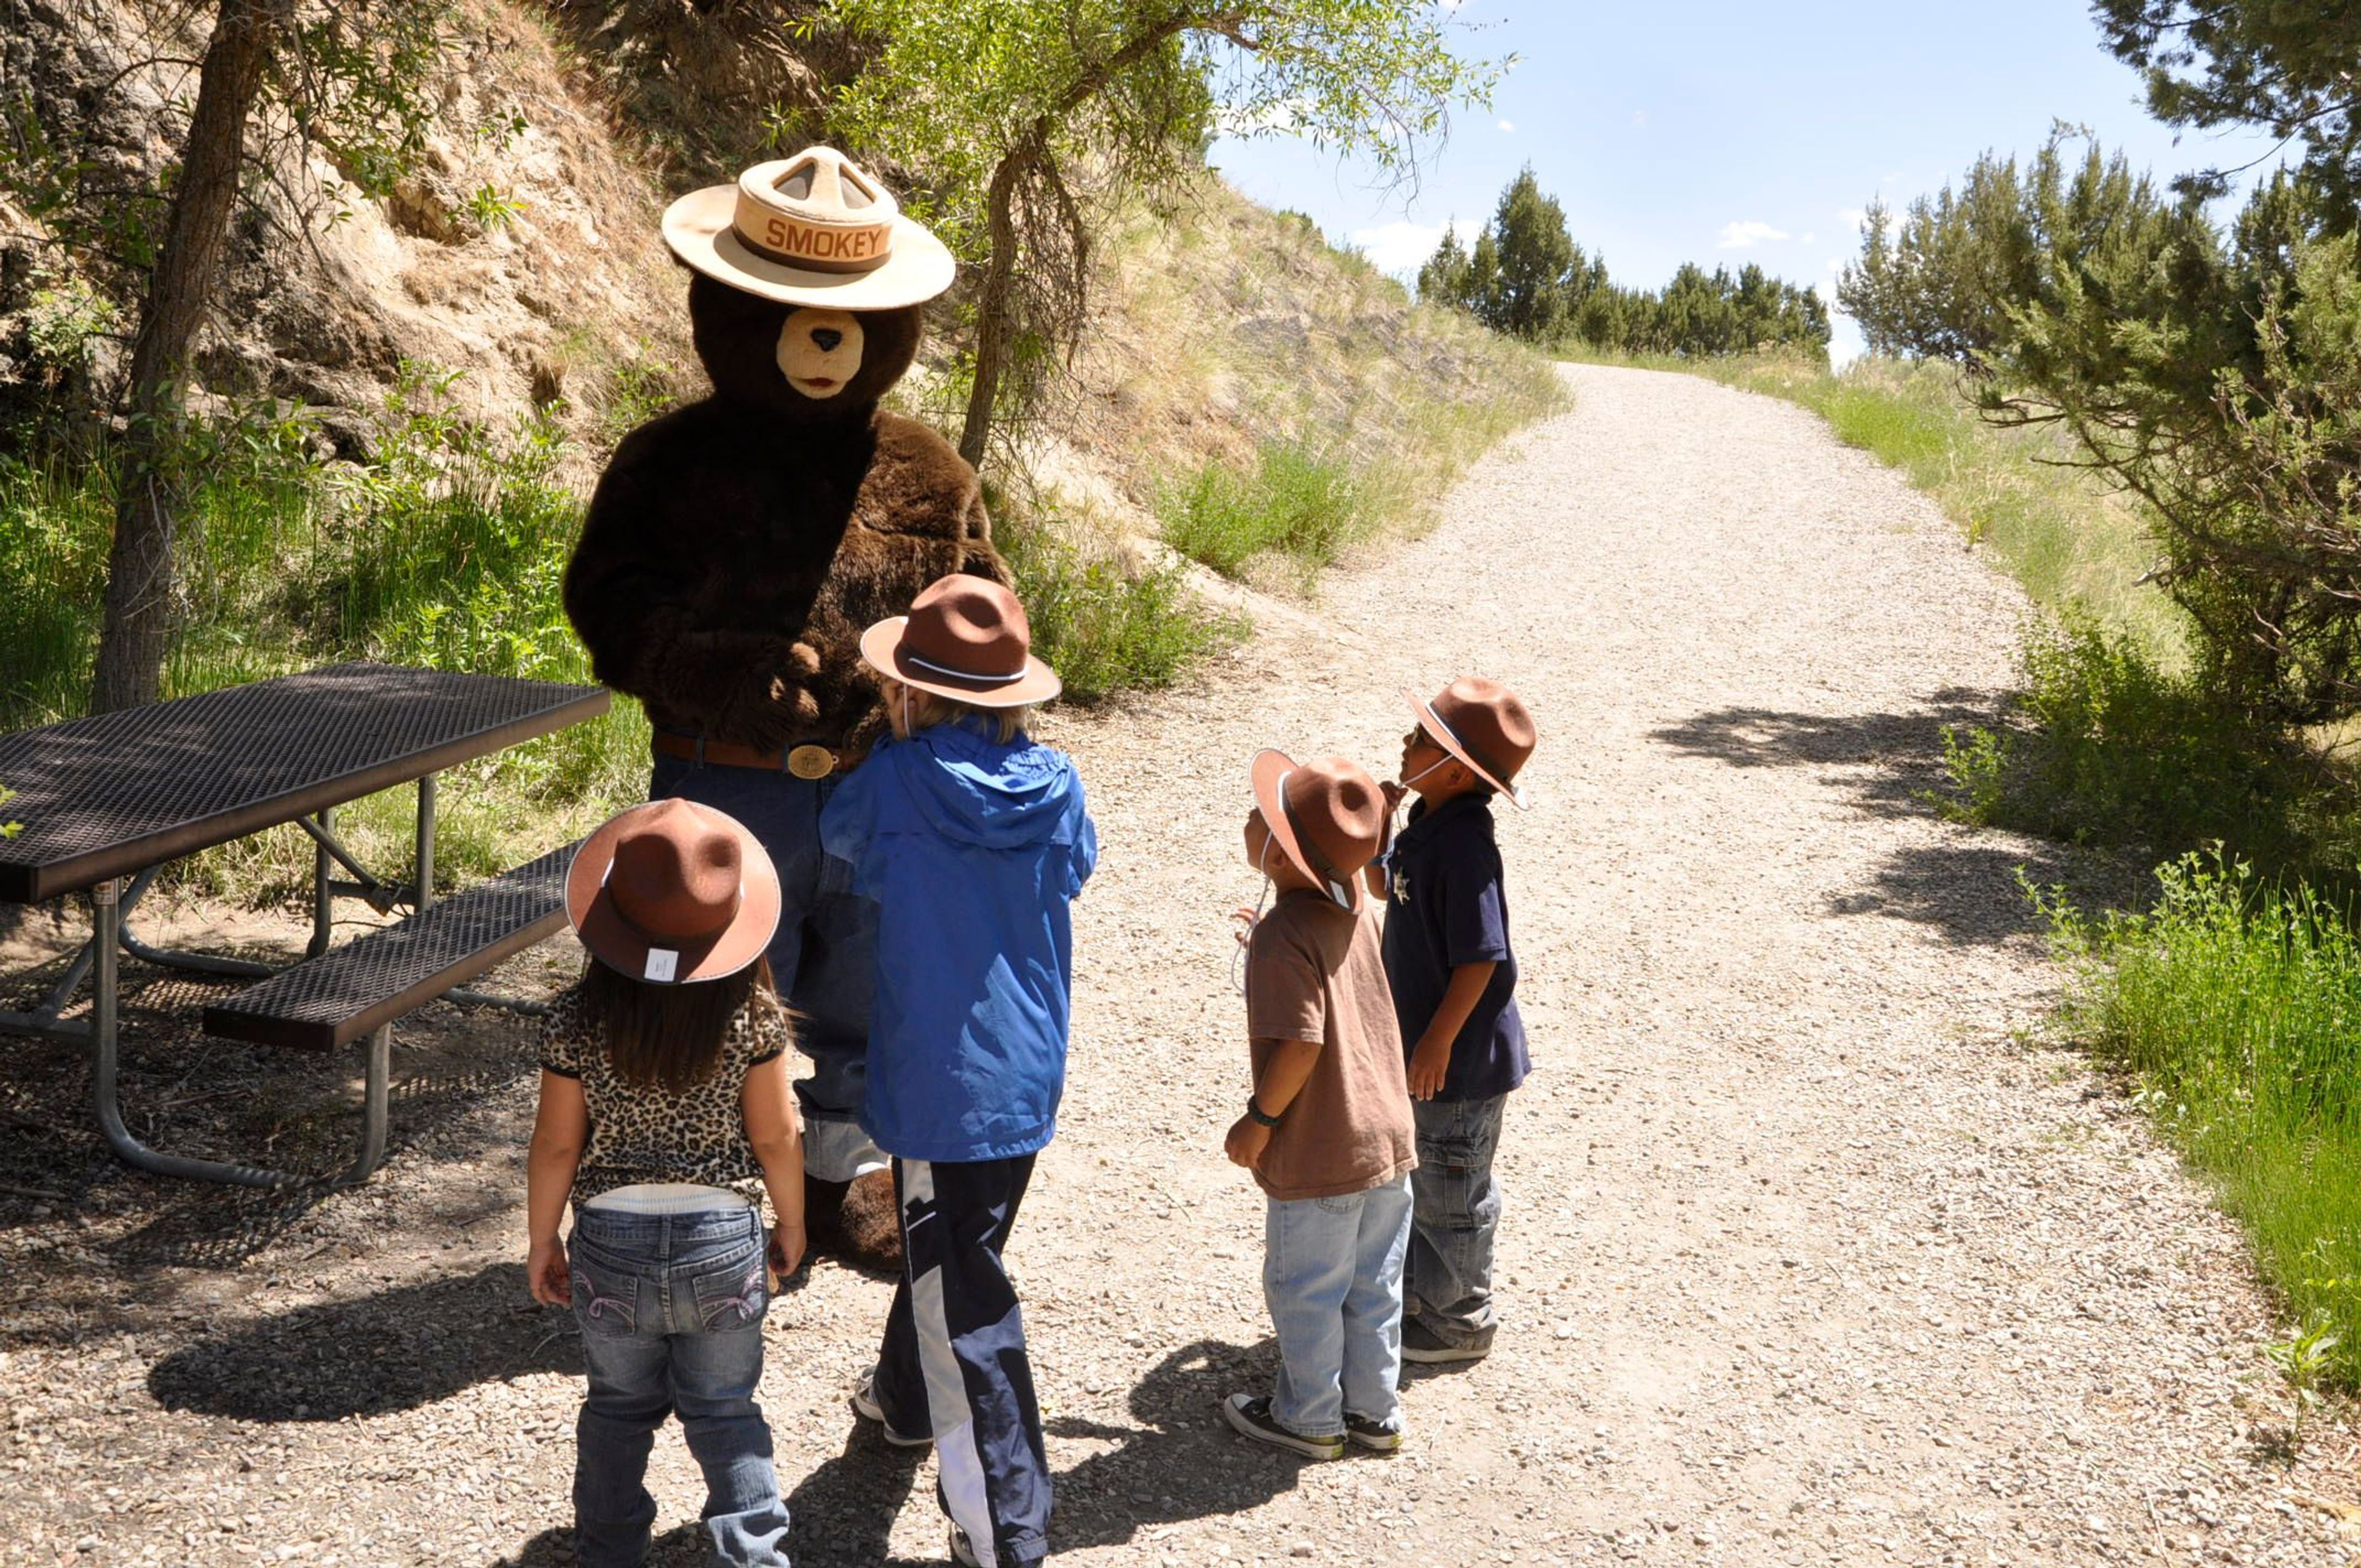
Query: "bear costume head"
684 274 923 424
661 145 957 424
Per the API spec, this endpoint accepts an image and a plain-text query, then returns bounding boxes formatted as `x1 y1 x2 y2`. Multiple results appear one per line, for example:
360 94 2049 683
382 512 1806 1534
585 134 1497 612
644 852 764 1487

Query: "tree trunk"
957 154 1028 472
89 0 284 713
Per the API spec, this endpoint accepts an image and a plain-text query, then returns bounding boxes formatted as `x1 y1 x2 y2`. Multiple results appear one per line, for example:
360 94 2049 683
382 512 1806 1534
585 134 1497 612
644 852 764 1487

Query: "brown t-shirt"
1244 889 1417 1201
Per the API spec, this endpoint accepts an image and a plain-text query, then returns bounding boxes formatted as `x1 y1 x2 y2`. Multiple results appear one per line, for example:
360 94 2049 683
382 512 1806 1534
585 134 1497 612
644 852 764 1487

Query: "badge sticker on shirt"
643 948 679 983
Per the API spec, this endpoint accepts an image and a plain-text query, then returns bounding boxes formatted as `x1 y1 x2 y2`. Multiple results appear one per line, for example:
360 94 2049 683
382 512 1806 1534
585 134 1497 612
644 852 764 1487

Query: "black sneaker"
1343 1412 1404 1453
1220 1393 1345 1459
852 1368 931 1447
1400 1318 1492 1364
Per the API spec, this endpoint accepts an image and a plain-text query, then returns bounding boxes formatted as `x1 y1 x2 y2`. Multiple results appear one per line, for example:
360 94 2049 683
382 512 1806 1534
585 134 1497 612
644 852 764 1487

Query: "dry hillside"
8 0 1549 516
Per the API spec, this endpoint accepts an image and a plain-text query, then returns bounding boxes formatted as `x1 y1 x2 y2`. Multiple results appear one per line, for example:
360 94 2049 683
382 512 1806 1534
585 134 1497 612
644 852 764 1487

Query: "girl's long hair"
579 954 779 1093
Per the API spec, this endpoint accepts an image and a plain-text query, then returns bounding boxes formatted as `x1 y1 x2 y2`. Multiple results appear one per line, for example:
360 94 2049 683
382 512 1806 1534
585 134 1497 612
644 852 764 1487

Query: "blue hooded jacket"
820 719 1097 1163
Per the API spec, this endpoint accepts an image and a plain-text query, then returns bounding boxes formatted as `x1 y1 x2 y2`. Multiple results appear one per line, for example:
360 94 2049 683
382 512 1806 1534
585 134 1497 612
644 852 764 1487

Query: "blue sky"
1209 0 2287 360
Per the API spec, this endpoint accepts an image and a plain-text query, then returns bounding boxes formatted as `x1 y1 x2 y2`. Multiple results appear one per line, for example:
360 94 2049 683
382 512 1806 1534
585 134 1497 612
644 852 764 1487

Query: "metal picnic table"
0 662 608 1186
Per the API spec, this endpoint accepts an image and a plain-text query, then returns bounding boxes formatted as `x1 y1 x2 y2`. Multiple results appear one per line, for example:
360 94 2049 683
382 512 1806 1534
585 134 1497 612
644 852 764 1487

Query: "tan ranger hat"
661 146 957 311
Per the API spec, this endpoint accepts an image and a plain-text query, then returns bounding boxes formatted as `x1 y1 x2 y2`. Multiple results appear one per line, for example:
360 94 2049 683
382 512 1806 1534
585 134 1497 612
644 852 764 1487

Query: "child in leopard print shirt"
526 799 807 1568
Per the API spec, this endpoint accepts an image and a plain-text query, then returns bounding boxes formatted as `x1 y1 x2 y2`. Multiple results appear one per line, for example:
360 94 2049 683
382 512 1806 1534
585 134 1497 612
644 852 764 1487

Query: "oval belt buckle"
786 744 835 780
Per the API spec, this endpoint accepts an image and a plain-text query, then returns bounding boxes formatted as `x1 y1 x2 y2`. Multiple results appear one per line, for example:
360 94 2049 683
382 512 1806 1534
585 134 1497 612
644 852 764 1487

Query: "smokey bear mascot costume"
563 147 1005 1269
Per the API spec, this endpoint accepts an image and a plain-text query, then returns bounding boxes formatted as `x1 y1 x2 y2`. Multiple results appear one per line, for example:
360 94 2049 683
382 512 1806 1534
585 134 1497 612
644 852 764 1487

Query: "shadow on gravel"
1046 1336 1333 1555
1648 691 2006 818
783 1427 931 1568
1650 693 2094 948
148 1261 579 1419
494 1522 717 1567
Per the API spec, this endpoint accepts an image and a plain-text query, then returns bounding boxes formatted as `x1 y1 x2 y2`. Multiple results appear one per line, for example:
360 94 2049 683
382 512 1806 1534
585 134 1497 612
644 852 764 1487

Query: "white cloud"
1630 109 1647 127
1350 218 1473 275
1497 119 1514 133
1838 207 1867 234
1800 231 1816 244
1715 220 1789 250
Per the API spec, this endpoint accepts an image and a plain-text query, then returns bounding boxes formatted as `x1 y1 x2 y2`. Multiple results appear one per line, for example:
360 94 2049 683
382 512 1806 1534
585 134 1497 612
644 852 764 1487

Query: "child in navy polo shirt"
1370 676 1536 1366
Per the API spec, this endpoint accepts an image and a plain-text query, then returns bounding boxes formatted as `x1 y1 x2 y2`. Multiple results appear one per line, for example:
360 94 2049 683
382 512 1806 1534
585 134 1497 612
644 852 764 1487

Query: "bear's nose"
810 328 843 352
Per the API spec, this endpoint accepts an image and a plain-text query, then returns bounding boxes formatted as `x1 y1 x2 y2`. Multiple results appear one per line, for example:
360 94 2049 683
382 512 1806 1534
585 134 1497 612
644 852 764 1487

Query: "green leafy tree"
1837 143 2167 370
1419 167 1827 360
1846 122 2361 727
1415 224 1472 308
57 0 461 712
2094 0 2361 218
1481 165 1573 338
822 0 1501 470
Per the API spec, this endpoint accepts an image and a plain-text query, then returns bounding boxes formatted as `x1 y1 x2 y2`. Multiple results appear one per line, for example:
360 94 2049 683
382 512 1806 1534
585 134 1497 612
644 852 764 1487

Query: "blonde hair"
903 686 1033 744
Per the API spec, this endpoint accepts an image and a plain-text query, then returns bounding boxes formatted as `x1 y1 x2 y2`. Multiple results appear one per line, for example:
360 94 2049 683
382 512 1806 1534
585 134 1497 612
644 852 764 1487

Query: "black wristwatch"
1245 1095 1283 1128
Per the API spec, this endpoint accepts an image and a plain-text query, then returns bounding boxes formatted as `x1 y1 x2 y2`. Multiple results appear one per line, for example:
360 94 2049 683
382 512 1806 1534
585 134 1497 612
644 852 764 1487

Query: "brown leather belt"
653 732 848 779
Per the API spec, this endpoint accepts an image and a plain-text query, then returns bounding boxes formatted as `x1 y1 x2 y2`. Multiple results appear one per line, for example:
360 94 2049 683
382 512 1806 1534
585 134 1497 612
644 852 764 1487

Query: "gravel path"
4 363 2354 1567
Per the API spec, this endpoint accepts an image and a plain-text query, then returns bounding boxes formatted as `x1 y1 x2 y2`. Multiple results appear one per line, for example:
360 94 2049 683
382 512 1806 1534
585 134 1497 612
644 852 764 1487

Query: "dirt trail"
4 363 2352 1567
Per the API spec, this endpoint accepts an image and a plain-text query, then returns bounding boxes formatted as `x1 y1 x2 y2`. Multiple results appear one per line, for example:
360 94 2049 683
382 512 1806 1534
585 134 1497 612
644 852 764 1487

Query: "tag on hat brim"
662 184 958 311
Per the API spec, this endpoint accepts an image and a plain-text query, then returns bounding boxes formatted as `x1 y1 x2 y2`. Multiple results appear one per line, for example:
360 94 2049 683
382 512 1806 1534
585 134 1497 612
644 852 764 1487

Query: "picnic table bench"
0 663 608 1188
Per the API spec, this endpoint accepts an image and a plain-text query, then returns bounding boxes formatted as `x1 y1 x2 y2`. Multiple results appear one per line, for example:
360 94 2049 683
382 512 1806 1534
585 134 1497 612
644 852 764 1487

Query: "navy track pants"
872 1154 1048 1566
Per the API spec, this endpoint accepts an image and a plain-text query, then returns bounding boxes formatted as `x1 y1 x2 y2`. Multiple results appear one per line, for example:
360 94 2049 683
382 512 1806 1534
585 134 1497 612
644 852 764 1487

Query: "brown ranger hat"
1404 676 1536 810
661 146 958 311
566 800 782 984
860 574 1063 709
1249 751 1388 911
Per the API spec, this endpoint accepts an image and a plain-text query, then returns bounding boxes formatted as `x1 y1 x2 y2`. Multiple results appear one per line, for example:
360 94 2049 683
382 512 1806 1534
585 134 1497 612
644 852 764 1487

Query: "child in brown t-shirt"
1220 751 1418 1460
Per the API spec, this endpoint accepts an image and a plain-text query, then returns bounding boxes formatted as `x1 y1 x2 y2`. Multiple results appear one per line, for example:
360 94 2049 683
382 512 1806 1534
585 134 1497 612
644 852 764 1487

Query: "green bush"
1158 438 1370 590
999 517 1243 702
1940 613 2317 869
2041 851 2361 1384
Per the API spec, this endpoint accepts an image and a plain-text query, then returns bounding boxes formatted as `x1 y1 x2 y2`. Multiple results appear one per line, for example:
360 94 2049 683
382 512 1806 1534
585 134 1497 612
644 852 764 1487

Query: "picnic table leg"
114 863 274 979
89 877 293 1188
308 806 334 958
334 1024 391 1187
414 773 436 916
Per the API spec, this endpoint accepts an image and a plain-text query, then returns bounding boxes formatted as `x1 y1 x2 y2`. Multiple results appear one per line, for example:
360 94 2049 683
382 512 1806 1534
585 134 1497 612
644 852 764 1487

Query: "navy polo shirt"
1378 792 1529 1101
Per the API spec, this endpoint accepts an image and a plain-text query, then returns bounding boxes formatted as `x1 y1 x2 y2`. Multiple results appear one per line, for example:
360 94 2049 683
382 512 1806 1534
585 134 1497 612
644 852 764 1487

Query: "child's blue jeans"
1407 1093 1507 1346
568 1205 791 1568
1263 1174 1413 1437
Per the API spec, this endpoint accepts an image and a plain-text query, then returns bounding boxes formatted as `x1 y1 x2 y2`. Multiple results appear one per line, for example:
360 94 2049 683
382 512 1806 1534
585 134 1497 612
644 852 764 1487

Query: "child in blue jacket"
820 573 1096 1568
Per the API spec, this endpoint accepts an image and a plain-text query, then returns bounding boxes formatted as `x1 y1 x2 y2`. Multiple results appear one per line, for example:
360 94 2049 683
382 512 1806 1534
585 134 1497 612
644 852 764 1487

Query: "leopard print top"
538 983 791 1206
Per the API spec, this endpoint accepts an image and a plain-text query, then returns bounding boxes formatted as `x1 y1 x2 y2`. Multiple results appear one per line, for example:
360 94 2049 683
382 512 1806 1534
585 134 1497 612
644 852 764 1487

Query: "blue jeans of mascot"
652 753 884 1181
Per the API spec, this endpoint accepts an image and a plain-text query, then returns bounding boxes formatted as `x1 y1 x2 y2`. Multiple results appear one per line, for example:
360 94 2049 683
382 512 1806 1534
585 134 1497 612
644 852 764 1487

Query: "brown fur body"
564 276 1008 758
564 273 1005 1272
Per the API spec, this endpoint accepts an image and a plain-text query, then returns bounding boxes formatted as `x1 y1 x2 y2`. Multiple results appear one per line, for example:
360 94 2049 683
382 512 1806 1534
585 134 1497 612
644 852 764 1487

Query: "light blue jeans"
1262 1174 1413 1437
569 1205 791 1567
1407 1094 1506 1345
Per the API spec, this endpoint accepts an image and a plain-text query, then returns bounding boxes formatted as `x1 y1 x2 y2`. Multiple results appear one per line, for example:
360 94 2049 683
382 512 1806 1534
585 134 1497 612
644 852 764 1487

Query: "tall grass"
1158 438 1373 590
2042 853 2361 1383
998 512 1245 701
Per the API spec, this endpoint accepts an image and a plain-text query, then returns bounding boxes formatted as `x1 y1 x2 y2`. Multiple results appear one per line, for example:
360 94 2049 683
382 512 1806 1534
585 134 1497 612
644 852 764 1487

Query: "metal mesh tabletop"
0 663 607 902
204 839 580 1051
